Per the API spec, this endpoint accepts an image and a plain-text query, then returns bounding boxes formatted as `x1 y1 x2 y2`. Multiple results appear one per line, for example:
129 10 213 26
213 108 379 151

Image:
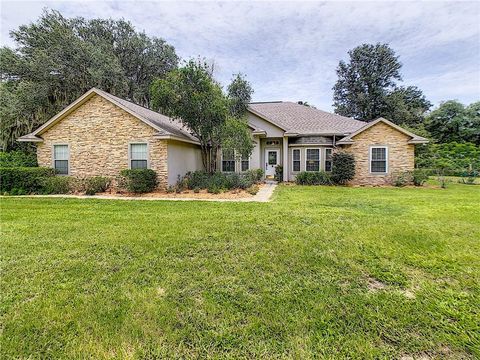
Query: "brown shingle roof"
18 88 198 144
248 101 366 135
96 89 197 142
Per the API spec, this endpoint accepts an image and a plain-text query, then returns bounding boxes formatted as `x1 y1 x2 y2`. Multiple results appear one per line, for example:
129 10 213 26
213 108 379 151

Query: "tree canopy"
332 43 431 125
425 100 480 145
0 9 178 151
151 60 254 172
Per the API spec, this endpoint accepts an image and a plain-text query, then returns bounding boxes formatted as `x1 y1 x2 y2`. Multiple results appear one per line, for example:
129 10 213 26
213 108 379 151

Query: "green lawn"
1 183 479 359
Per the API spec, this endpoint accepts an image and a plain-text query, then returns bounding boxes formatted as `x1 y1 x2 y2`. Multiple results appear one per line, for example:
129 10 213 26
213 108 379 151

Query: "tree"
0 9 178 151
383 86 432 126
332 43 431 123
425 100 474 144
333 43 401 120
227 73 253 117
223 73 254 159
151 60 254 173
464 102 480 145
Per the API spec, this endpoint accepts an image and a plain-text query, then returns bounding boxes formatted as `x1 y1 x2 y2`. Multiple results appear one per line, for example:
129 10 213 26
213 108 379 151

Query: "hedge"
0 151 37 167
0 167 55 194
331 152 355 185
118 169 157 193
177 169 264 192
295 171 332 185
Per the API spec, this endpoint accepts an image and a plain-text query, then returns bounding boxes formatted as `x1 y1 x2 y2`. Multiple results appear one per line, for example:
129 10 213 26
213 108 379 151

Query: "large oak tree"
0 10 178 151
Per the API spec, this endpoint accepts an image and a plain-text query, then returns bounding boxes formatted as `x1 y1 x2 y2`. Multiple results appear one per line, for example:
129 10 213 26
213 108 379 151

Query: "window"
53 145 69 175
130 143 148 169
325 148 333 172
266 140 280 146
222 149 235 172
267 150 278 166
306 148 320 172
292 149 301 172
241 155 249 172
370 146 388 173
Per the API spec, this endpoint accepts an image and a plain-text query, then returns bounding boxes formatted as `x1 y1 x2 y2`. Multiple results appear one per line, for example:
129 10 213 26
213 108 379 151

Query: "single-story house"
18 88 428 187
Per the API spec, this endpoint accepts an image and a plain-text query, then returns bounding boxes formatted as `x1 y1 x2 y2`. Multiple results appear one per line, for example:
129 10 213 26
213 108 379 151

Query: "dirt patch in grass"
367 277 388 292
400 346 471 360
367 277 417 300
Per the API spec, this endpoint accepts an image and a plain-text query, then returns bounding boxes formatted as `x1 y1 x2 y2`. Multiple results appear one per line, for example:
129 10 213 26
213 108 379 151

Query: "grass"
1 182 479 359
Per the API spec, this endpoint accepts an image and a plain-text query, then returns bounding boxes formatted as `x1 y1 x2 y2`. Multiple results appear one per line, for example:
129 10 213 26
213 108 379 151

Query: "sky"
1 0 479 111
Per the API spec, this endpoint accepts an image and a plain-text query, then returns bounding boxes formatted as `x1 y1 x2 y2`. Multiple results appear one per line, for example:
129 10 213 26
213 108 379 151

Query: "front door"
265 149 280 177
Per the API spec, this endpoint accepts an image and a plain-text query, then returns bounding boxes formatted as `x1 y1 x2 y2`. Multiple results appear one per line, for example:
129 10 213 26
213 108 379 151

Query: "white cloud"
1 0 479 111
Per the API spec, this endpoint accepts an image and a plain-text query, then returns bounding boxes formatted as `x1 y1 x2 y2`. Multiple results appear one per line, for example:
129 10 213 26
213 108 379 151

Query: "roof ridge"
248 101 283 104
95 88 163 116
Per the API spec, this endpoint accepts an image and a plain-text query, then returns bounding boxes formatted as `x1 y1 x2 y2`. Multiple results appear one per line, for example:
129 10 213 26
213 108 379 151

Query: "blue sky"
1 1 479 111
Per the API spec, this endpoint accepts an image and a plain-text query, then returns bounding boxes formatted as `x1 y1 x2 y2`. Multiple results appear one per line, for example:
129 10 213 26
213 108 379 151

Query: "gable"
351 121 411 142
336 118 428 145
38 94 157 141
247 112 285 138
18 88 199 144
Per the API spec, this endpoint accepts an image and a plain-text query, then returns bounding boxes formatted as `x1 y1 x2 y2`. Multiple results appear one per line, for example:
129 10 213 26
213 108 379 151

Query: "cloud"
1 0 479 111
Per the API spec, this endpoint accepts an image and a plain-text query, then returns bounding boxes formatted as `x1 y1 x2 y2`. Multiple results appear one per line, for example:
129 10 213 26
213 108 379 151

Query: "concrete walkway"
6 183 278 203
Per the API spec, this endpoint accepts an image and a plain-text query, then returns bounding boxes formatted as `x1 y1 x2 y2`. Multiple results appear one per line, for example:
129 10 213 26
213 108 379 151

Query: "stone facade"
36 94 168 188
340 121 415 185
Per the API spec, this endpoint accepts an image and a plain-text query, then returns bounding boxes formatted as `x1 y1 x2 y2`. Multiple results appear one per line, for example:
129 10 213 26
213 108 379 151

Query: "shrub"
0 167 54 193
412 169 429 186
295 171 332 185
224 173 250 190
391 171 411 187
84 176 111 195
243 169 264 184
0 151 37 167
207 185 221 194
179 170 263 192
274 165 283 182
246 185 259 195
41 176 72 194
118 169 157 193
331 152 355 185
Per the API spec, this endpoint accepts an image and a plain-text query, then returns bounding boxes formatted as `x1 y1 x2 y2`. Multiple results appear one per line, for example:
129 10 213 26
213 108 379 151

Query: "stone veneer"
36 94 168 188
340 121 415 185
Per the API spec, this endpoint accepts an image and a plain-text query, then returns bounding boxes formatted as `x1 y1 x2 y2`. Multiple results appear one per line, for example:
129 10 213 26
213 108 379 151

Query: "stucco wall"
167 140 203 185
36 94 168 187
247 113 285 137
250 136 261 170
341 122 415 185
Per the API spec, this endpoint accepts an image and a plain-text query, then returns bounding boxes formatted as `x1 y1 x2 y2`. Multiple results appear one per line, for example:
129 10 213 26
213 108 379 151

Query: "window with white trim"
241 155 249 172
130 143 148 169
306 148 320 172
292 149 301 172
370 147 387 173
325 148 333 172
222 149 235 172
53 144 69 175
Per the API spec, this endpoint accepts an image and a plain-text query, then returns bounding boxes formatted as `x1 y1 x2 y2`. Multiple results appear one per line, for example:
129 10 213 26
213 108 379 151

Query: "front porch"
221 135 334 182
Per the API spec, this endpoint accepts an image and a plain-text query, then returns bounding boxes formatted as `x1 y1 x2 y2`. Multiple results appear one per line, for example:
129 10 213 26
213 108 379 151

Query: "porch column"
283 136 288 181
